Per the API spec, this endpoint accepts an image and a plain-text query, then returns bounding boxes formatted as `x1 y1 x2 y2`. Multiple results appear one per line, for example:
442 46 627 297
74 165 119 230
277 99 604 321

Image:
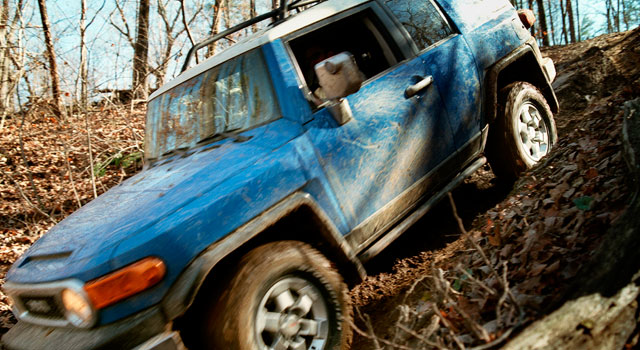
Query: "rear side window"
384 0 453 51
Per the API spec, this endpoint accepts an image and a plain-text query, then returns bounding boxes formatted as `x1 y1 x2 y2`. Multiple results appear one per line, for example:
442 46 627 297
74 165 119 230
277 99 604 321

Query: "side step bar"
358 157 487 263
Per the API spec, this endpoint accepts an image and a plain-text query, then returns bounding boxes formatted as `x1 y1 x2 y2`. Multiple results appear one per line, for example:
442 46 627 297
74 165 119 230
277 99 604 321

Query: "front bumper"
2 306 184 350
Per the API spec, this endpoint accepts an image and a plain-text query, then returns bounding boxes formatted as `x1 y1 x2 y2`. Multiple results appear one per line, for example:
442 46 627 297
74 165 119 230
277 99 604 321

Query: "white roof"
149 0 369 101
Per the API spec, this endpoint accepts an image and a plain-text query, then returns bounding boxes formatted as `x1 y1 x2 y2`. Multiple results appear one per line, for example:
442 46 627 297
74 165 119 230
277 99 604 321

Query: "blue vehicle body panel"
263 40 313 125
438 0 528 81
419 34 482 152
7 117 309 325
306 55 455 227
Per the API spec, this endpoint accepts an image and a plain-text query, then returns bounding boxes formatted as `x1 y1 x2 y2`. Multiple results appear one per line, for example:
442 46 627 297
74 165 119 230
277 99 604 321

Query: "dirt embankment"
350 28 640 349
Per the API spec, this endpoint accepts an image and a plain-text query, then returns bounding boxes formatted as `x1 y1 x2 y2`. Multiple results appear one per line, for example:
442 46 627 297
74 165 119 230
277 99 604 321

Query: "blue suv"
2 0 558 349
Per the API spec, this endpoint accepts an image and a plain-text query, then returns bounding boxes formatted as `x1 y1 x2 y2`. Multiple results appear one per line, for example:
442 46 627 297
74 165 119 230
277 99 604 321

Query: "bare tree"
606 0 614 33
1 0 12 121
207 0 223 57
157 0 203 86
566 0 577 43
535 0 550 46
576 0 581 41
547 0 556 45
37 0 62 116
133 0 150 99
560 0 568 43
78 0 88 108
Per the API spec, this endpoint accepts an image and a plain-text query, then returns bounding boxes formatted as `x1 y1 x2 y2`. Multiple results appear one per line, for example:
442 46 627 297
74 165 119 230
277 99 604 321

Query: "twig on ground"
456 265 497 296
468 325 518 350
447 192 522 316
355 307 383 350
0 168 56 224
84 112 98 199
17 108 45 211
396 323 447 350
349 308 424 350
60 140 82 209
435 268 491 343
429 302 465 350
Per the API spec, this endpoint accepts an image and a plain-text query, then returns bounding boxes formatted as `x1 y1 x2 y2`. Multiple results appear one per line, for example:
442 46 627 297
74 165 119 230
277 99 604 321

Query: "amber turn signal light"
84 257 166 309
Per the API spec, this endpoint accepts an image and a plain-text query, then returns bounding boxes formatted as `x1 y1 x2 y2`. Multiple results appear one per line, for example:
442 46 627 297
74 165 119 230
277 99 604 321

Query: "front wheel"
200 241 352 350
487 82 558 180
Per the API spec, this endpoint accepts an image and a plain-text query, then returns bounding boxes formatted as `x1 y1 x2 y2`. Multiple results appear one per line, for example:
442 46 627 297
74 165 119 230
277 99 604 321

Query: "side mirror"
314 52 365 125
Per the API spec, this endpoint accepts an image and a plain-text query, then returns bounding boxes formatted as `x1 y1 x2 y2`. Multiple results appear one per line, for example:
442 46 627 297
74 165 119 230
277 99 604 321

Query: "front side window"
288 8 402 103
384 0 453 51
145 49 279 160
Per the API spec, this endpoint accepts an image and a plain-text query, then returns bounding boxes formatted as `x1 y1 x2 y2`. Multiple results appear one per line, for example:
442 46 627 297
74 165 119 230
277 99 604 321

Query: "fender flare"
485 40 559 124
161 191 366 320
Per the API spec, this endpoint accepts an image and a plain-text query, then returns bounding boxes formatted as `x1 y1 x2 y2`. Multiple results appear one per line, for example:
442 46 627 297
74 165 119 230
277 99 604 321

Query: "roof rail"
180 0 327 73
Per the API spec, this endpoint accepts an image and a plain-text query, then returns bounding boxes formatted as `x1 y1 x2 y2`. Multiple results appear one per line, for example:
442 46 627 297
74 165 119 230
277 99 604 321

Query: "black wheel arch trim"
161 191 366 321
486 39 559 124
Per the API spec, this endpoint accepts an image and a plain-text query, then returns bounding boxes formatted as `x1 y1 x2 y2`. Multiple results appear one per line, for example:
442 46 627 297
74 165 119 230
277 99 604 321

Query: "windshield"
145 49 280 160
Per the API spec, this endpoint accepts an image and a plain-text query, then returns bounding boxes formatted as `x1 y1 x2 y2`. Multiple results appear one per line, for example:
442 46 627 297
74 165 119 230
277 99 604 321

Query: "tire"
487 82 558 180
199 241 352 350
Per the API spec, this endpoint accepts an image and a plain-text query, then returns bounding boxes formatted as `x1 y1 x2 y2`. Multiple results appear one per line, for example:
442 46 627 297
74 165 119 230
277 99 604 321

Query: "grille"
20 295 65 320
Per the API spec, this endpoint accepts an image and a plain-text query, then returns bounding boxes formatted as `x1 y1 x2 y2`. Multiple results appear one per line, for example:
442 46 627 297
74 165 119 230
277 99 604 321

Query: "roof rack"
180 0 327 73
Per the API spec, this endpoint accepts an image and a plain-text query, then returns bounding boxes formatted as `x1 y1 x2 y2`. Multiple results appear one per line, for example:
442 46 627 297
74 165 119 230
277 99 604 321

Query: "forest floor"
0 28 639 348
350 28 640 349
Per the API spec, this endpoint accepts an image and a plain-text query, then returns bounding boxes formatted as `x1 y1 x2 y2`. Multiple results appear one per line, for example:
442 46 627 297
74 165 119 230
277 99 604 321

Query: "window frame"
378 0 458 56
144 48 282 161
283 2 416 109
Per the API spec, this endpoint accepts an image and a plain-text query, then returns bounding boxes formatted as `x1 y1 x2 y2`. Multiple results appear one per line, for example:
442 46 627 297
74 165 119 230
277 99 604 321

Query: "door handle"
405 76 433 98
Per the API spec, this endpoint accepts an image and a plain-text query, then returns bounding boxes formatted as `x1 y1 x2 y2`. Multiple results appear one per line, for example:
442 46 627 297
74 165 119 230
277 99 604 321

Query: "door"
384 0 483 162
287 4 457 251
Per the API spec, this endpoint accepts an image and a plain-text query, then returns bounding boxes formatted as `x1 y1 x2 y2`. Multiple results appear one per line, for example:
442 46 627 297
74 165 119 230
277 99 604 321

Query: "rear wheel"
487 82 557 180
199 241 352 350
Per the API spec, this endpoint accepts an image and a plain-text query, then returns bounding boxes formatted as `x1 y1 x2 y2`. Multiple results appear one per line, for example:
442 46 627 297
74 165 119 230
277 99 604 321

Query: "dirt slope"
350 28 640 349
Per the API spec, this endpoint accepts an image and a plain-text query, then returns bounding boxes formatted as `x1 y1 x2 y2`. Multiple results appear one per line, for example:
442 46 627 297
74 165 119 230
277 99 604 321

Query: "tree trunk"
621 0 628 30
547 0 555 45
0 0 11 121
566 0 577 43
37 0 61 116
132 0 150 100
576 0 581 41
535 0 550 46
560 0 568 44
207 0 223 57
78 0 88 109
250 0 257 32
606 0 613 33
615 0 621 32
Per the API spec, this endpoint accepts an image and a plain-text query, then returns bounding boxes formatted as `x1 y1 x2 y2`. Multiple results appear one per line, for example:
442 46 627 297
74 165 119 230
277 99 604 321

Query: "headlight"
61 288 94 328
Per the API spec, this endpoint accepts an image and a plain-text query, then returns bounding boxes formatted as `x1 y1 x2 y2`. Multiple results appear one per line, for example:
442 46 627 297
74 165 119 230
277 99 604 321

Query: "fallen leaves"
0 103 145 334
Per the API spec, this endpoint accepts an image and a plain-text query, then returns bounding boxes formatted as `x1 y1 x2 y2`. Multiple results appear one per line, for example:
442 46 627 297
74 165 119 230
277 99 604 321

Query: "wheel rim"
517 101 550 162
255 276 329 350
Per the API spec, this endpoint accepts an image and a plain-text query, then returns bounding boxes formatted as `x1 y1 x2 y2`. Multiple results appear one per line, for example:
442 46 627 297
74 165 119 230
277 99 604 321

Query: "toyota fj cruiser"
2 0 558 349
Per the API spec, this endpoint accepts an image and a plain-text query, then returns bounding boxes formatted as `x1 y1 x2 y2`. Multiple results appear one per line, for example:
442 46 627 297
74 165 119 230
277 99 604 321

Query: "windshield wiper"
197 129 252 145
160 146 190 158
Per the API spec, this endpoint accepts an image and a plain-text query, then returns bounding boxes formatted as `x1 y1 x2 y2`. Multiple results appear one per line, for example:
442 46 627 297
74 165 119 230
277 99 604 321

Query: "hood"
7 136 275 284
